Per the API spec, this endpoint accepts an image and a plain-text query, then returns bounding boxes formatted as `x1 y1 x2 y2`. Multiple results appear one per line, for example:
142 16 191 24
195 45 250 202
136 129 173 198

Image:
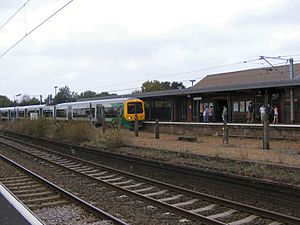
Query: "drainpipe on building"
290 58 294 124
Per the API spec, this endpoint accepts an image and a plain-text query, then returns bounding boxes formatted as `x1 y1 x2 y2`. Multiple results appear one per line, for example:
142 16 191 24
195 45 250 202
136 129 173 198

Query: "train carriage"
0 97 145 129
0 107 14 120
17 105 45 120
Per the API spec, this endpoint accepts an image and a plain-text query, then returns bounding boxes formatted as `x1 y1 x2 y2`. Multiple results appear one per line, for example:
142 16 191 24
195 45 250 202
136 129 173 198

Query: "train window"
56 109 67 117
73 108 95 118
127 102 143 114
43 110 53 117
2 111 8 117
18 111 25 117
104 107 118 118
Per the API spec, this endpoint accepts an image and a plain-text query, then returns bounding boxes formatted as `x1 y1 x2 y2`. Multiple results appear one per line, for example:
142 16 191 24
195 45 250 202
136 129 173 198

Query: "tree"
78 90 117 99
79 90 97 99
171 81 186 90
141 80 186 92
96 91 117 97
0 95 13 107
19 95 40 106
54 86 78 104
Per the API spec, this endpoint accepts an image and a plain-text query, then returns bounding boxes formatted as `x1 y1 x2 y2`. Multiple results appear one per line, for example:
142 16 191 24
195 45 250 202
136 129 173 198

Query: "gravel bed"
0 146 199 225
0 160 111 225
4 135 298 217
78 148 299 218
113 146 300 185
34 205 112 225
1 137 299 220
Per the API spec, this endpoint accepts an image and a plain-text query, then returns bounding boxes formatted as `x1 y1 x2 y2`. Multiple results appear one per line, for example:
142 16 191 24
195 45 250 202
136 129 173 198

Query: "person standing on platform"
208 105 214 122
259 105 266 123
273 106 279 124
203 106 209 123
222 106 228 123
247 101 254 123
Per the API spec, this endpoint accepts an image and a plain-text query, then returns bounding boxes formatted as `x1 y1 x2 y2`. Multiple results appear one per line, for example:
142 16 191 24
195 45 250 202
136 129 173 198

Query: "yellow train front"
122 99 145 129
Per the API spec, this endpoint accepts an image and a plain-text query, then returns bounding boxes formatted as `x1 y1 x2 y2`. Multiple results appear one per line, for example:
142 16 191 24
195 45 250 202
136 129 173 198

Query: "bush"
64 122 96 143
103 128 127 149
2 119 130 149
3 118 54 138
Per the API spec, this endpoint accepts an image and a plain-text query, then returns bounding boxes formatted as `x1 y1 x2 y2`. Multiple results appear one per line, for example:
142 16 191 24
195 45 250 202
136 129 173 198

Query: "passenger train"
0 97 145 129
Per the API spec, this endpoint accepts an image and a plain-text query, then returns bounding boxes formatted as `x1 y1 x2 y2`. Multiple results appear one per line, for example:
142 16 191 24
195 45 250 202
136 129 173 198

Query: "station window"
240 101 245 112
233 102 239 112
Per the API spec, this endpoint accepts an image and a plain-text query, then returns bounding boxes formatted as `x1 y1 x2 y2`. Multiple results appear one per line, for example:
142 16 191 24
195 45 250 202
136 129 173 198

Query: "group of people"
203 105 214 123
247 102 279 124
201 105 228 123
201 102 279 124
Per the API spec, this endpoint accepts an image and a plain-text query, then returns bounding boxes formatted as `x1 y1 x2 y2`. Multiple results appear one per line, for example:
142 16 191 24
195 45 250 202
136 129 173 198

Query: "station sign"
193 97 202 100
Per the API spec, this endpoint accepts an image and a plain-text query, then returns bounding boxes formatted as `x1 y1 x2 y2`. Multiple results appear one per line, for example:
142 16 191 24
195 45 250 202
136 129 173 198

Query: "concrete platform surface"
0 183 43 225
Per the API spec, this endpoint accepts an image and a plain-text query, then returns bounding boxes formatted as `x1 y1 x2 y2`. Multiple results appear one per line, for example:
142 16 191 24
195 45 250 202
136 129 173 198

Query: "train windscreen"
127 102 143 114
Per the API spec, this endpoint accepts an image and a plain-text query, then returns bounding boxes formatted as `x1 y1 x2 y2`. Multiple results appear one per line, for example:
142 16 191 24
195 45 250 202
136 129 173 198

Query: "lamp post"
14 93 21 121
54 86 58 104
189 79 196 87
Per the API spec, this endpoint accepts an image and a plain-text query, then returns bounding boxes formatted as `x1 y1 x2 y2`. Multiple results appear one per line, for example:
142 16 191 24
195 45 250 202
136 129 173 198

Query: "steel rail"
2 131 300 200
0 153 129 225
1 136 299 224
0 137 225 224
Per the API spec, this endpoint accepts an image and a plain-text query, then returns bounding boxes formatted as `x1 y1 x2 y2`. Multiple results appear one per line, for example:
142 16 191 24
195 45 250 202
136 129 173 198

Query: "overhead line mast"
259 56 295 124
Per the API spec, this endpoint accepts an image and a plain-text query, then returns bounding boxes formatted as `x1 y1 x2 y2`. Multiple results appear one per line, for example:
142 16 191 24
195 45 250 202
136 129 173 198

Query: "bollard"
134 113 138 137
263 114 270 150
223 122 229 144
101 106 106 134
155 119 160 139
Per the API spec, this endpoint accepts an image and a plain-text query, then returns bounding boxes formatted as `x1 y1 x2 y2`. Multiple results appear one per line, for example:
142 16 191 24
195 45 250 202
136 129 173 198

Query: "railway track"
0 154 128 225
0 135 299 225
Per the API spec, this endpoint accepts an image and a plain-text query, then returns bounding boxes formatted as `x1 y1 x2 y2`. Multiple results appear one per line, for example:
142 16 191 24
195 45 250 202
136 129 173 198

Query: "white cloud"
1 0 300 99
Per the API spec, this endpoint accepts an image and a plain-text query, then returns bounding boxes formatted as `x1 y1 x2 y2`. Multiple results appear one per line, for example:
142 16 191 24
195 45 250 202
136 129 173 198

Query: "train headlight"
128 116 132 120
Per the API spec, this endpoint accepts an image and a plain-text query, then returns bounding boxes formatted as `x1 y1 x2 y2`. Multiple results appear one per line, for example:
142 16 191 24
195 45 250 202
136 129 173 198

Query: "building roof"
192 63 300 90
80 64 300 101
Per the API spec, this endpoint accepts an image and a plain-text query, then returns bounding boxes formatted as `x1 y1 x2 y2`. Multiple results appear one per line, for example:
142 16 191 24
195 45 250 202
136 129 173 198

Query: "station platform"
0 183 43 225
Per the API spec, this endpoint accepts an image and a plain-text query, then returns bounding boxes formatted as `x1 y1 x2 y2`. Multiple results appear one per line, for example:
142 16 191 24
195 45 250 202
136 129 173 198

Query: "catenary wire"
0 0 31 31
0 0 74 58
84 58 261 92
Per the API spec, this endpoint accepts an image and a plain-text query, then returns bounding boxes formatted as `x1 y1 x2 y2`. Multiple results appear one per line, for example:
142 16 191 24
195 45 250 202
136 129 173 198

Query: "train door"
67 106 72 121
95 104 102 125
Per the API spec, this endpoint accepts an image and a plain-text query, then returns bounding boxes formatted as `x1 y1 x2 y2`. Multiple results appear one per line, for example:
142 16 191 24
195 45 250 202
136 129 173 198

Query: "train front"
123 99 145 129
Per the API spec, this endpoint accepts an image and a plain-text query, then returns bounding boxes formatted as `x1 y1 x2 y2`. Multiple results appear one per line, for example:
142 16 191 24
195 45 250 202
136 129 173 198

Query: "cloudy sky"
1 0 300 100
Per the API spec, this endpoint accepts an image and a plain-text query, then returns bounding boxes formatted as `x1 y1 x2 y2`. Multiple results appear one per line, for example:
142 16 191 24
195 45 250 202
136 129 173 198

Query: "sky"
1 0 300 100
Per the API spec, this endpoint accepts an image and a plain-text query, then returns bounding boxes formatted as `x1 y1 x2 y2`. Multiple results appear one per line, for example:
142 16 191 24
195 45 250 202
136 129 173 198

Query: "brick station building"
135 63 300 124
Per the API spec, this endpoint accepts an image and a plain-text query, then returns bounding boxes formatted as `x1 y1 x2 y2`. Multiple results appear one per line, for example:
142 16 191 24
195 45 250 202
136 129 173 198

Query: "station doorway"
216 100 228 122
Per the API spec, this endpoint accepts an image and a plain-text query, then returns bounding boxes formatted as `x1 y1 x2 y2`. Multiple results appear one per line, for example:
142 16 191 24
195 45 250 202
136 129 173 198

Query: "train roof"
18 105 45 110
56 97 134 109
0 107 14 111
0 97 142 111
